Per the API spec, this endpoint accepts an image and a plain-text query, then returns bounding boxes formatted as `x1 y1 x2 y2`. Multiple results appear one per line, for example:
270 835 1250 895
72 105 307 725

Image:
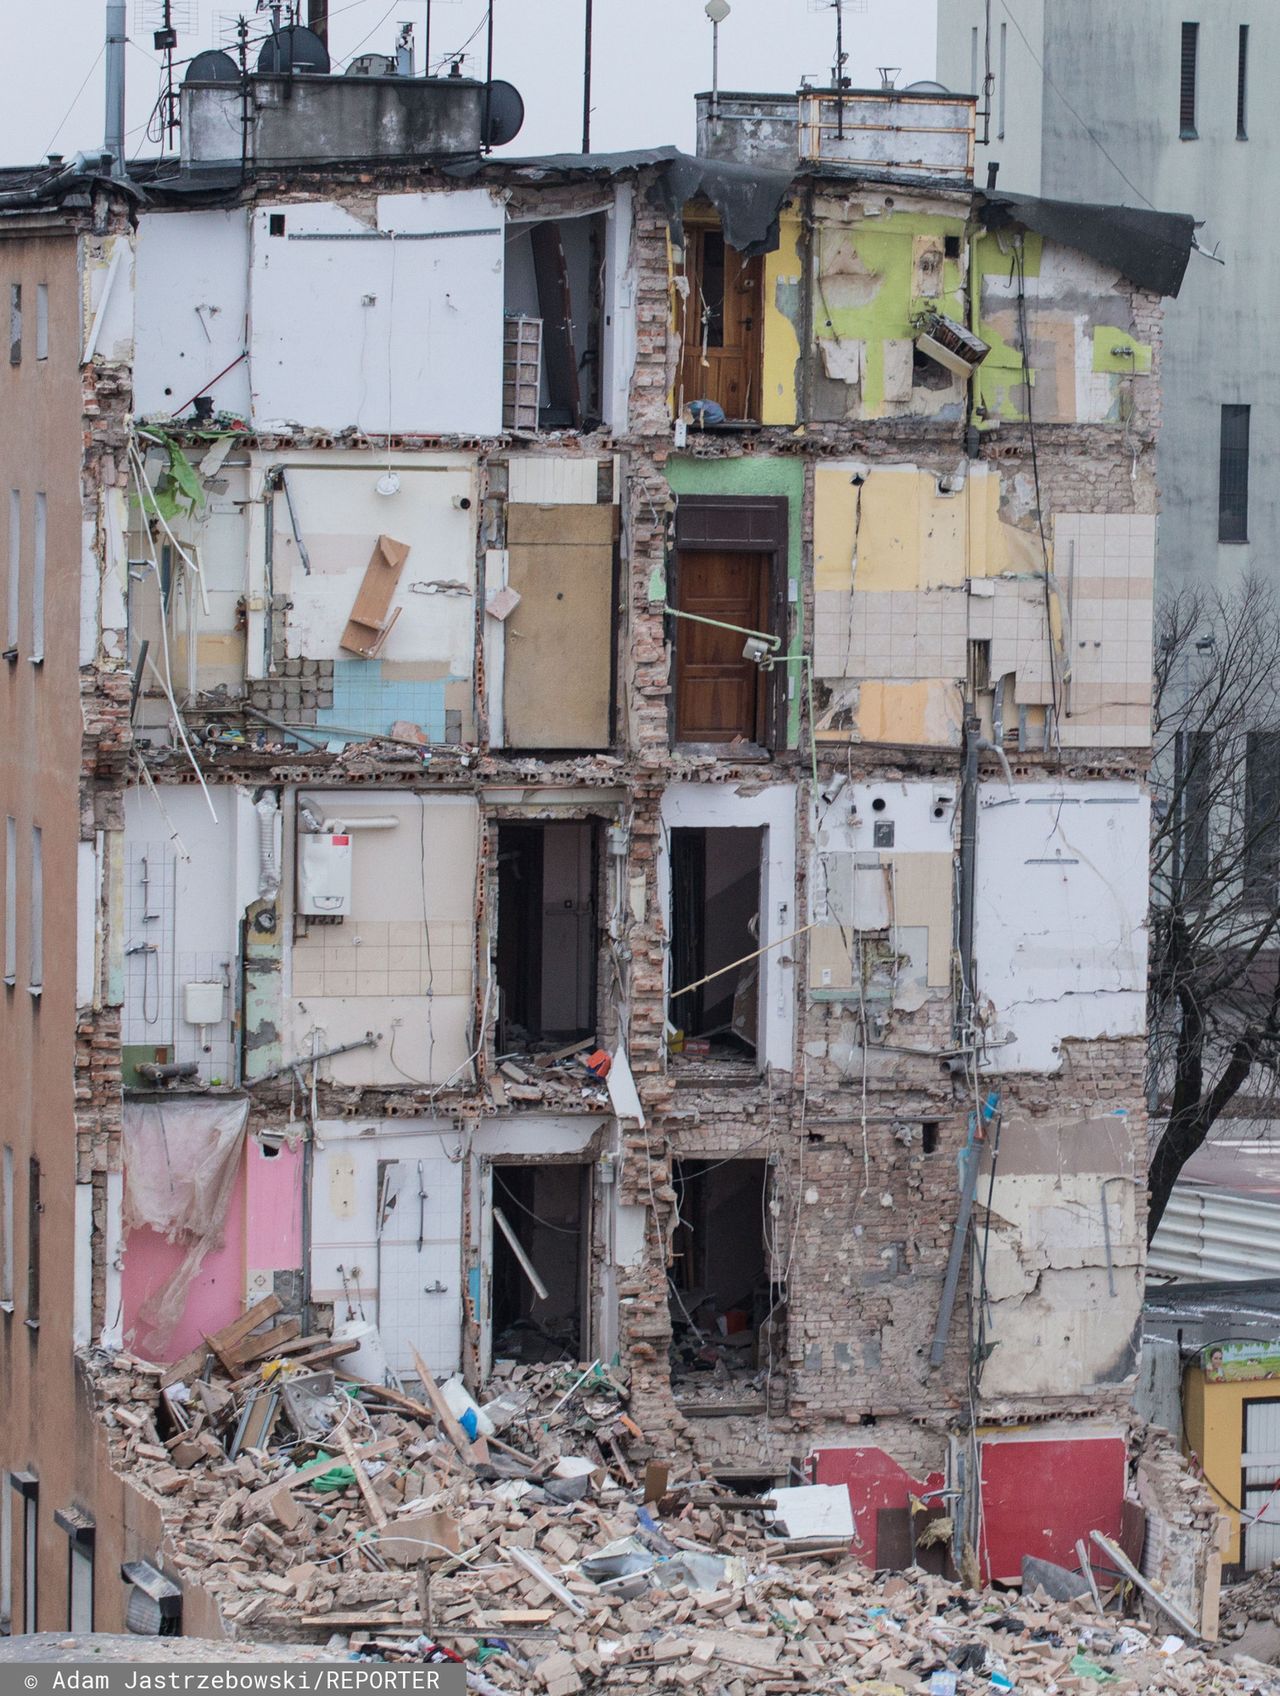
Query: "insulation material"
974 782 1149 1071
248 191 504 433
504 500 615 749
122 1096 250 1356
132 209 251 418
290 793 479 1087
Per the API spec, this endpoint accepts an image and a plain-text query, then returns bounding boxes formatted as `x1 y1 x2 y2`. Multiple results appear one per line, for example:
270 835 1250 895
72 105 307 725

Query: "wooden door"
674 550 768 744
680 225 763 420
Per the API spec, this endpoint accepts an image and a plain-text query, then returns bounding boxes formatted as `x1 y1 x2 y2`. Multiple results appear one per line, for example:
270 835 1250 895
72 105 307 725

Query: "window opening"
1219 403 1250 542
1180 22 1199 137
1244 729 1280 902
1237 25 1249 139
34 287 47 362
8 286 19 367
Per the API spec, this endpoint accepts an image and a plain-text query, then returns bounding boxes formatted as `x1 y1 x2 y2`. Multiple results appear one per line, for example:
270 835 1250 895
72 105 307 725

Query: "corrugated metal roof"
1149 1183 1280 1282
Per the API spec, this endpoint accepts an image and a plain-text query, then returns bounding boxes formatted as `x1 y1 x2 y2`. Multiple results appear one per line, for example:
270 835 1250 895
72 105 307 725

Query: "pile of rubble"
90 1311 1279 1691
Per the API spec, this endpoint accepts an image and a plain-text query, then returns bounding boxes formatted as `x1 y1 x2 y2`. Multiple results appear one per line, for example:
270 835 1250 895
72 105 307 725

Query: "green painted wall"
666 456 805 745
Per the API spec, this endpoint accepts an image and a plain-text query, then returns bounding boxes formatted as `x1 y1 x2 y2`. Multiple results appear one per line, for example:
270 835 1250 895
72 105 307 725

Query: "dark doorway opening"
670 826 762 1059
496 821 598 1051
491 1163 590 1364
668 1158 782 1389
679 221 763 422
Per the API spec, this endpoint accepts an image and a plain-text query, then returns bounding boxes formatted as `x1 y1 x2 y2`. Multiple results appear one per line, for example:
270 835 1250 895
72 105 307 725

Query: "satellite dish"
184 49 239 84
346 53 397 77
905 79 950 93
256 25 330 75
483 80 525 148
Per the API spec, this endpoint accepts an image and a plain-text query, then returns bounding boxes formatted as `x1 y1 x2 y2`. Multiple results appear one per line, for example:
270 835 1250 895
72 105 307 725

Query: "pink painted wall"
122 1163 247 1363
122 1137 303 1363
246 1139 303 1269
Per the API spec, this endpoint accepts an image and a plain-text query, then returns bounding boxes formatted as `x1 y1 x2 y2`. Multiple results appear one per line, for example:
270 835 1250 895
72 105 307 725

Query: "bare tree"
1148 576 1280 1241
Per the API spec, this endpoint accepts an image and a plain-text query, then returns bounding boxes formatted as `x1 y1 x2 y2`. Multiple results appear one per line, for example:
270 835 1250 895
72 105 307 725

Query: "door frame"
479 1157 596 1378
1241 1393 1280 1570
679 218 764 421
669 495 789 752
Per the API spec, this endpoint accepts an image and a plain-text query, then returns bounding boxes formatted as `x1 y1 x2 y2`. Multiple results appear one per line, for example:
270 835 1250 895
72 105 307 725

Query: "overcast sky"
2 0 937 166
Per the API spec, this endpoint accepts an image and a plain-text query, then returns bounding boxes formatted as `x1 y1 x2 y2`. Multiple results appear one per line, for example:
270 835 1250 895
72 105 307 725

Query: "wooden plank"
408 1345 487 1466
337 1424 388 1530
208 1293 282 1353
301 1614 418 1629
340 535 410 657
242 1438 398 1519
233 1318 302 1367
160 1344 213 1391
1089 1531 1200 1638
338 1376 436 1425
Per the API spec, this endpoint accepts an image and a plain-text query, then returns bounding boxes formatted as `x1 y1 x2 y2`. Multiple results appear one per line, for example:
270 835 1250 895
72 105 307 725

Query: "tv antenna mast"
809 0 866 137
133 0 199 145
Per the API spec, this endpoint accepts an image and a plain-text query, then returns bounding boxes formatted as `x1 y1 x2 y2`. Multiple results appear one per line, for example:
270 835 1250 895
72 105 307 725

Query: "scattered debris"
90 1342 1273 1689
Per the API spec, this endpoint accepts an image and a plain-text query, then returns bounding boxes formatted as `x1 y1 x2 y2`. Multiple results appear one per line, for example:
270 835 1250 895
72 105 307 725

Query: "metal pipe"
493 1207 549 1302
956 710 979 1032
252 1030 379 1083
105 0 127 177
662 604 780 650
581 0 593 153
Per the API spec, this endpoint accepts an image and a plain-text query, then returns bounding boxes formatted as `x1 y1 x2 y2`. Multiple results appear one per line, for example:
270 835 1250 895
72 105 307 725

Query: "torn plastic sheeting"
977 191 1196 300
579 1537 736 1595
447 148 793 257
122 1096 249 1356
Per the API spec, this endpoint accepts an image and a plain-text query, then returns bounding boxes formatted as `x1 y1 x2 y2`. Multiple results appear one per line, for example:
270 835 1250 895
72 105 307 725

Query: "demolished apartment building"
0 56 1200 1632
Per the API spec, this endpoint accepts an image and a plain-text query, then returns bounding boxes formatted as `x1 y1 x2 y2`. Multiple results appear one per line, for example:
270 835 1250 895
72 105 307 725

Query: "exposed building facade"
0 55 1195 1634
936 1 1262 593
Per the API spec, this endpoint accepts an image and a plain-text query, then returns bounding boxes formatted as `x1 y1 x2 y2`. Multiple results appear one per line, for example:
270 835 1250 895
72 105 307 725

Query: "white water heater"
298 831 353 915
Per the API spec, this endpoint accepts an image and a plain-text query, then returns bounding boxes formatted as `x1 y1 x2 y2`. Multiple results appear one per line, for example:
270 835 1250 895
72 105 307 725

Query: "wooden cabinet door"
680 226 762 421
674 550 768 743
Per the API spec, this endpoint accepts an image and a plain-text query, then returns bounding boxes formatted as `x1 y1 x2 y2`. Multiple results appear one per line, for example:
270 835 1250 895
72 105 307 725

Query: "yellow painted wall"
813 464 1045 595
762 212 803 425
1183 1367 1280 1566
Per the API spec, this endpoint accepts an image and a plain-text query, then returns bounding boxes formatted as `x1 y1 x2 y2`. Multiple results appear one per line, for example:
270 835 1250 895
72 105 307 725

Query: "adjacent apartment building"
936 1 1260 592
0 37 1198 1633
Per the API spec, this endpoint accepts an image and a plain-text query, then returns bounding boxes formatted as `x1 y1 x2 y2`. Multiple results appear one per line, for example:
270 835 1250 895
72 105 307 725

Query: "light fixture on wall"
661 602 780 663
376 470 401 497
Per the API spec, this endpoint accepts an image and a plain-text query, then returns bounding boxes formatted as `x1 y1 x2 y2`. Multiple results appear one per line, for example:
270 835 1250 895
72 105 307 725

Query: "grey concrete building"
936 2 1268 591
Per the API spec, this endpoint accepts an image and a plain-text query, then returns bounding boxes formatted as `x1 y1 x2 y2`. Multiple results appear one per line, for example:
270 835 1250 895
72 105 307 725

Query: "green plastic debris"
299 1452 357 1494
1068 1653 1114 1681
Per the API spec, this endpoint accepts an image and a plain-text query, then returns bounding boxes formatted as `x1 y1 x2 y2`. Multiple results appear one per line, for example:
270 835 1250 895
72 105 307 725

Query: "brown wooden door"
674 550 769 744
680 225 763 421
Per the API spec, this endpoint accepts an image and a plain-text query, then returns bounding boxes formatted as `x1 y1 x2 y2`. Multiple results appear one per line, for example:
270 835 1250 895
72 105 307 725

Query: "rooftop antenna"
809 0 865 138
705 0 730 121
